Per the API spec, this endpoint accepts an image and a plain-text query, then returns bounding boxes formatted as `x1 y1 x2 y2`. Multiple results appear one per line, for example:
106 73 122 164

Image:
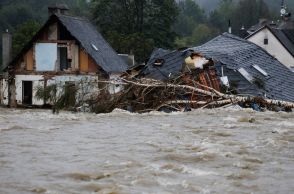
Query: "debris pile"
89 77 294 113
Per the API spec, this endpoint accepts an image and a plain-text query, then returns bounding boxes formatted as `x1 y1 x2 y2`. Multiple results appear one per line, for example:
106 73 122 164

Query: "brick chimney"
48 4 69 16
2 29 12 70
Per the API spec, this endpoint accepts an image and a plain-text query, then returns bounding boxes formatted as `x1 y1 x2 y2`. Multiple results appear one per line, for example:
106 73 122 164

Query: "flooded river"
0 107 293 194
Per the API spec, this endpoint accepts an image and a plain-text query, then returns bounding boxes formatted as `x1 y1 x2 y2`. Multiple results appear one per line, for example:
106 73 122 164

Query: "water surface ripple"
0 108 293 194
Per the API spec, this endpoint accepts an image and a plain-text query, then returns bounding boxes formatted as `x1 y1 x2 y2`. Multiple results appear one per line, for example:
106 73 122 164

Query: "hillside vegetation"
0 0 293 68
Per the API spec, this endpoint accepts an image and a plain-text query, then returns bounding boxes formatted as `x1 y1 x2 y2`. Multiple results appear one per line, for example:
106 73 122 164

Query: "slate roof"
269 27 294 57
140 48 188 80
246 24 294 57
247 19 277 35
8 14 128 73
56 14 128 73
192 33 294 102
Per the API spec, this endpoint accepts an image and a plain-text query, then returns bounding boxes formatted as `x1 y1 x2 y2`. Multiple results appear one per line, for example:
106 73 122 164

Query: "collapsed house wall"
214 63 264 96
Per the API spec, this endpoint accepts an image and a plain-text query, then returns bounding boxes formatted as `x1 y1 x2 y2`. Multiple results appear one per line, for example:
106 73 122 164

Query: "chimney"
239 25 249 38
48 4 69 16
2 29 12 70
228 20 232 34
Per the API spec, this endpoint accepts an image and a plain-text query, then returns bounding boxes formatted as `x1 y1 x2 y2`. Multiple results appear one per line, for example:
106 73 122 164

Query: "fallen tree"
90 78 294 113
35 77 294 113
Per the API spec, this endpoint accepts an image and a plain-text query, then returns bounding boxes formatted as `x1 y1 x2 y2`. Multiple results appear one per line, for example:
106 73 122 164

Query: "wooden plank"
88 55 98 73
79 49 88 72
25 49 34 71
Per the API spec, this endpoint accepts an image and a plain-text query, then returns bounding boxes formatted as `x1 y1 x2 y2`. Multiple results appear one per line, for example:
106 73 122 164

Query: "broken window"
58 46 71 71
35 43 57 71
252 65 268 76
238 68 254 83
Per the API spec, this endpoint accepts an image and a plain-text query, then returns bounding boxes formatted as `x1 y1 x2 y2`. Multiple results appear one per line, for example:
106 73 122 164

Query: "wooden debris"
92 78 294 113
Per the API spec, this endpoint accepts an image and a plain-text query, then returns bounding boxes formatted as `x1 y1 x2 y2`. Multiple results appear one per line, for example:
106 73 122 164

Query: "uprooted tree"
106 78 294 113
35 76 294 113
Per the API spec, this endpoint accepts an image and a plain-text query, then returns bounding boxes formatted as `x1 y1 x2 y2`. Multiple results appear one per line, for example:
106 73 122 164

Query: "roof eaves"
245 25 268 39
269 28 294 58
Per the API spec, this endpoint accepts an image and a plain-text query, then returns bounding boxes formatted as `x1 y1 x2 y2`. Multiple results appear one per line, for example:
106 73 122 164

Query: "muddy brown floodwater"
0 107 293 194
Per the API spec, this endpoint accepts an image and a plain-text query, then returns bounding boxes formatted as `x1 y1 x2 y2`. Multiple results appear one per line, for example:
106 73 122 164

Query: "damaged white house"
0 5 128 107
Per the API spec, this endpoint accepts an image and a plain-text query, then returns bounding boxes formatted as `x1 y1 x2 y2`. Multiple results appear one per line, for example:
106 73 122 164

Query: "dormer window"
153 59 164 66
264 38 268 45
91 44 99 51
238 68 254 83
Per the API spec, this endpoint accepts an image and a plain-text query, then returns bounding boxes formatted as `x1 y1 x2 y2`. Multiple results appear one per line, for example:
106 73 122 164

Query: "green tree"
173 0 219 48
91 0 178 62
208 0 236 32
0 0 92 67
174 0 206 37
12 21 41 57
208 0 271 35
71 0 91 18
232 0 270 31
175 24 219 48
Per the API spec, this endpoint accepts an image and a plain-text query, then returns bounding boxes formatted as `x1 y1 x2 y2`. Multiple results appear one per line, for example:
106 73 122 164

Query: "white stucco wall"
15 75 99 106
247 28 294 69
0 79 9 105
47 75 100 104
15 75 44 105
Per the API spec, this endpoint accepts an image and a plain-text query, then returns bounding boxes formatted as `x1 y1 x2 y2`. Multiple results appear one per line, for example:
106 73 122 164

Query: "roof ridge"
222 32 249 43
55 14 88 22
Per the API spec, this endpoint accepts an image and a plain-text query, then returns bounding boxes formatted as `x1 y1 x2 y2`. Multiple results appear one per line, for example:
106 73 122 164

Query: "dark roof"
8 14 128 73
279 19 294 30
246 22 294 57
56 14 128 73
269 27 294 57
247 19 277 35
192 33 294 102
140 48 187 80
48 4 69 10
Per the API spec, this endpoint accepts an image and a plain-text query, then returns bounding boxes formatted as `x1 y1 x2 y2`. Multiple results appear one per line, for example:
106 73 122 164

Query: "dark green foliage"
55 82 77 110
91 0 179 62
0 0 91 67
207 0 272 36
174 0 220 47
195 0 294 13
1 0 293 67
35 82 77 113
208 0 236 32
232 0 271 32
174 0 206 37
12 21 41 57
35 84 58 104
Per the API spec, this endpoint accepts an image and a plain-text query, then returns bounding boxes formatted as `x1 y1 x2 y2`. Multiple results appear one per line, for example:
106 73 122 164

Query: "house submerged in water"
0 5 128 107
137 33 294 103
